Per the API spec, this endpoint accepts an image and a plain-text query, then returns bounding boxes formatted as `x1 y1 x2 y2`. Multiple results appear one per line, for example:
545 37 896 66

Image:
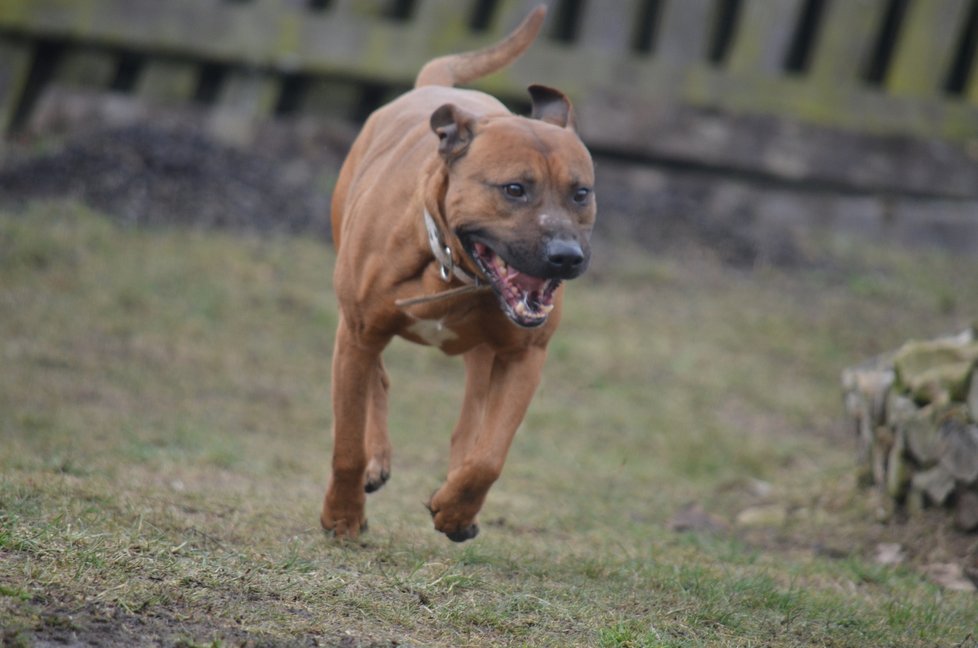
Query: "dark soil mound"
0 124 333 237
0 121 809 268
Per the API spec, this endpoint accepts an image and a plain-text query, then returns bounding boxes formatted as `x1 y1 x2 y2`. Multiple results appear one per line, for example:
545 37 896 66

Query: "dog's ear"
431 103 476 161
528 84 575 129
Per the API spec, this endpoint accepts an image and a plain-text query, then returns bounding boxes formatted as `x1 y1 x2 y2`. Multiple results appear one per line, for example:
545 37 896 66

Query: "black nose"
544 238 586 276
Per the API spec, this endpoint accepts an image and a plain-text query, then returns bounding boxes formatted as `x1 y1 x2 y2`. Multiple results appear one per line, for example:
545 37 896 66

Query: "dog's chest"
405 317 458 348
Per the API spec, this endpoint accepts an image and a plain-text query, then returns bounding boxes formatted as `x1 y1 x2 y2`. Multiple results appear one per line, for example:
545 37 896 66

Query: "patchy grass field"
1 202 976 647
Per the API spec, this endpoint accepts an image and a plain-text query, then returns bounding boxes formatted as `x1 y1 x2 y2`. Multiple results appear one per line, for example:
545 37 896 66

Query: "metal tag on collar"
424 209 454 283
439 245 453 282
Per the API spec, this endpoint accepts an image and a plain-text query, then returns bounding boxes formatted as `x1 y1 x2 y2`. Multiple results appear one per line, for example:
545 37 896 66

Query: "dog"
321 5 596 542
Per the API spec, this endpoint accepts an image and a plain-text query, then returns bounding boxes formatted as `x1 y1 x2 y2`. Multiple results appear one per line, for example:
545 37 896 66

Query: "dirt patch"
1 596 399 648
0 124 341 238
679 481 978 591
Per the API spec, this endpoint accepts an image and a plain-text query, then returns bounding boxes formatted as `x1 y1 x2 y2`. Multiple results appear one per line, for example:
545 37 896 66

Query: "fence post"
207 68 281 146
727 0 806 76
493 0 549 41
577 0 643 56
52 46 117 88
136 58 199 103
809 0 888 85
655 0 715 66
332 0 391 17
412 0 480 63
887 0 971 97
0 36 33 135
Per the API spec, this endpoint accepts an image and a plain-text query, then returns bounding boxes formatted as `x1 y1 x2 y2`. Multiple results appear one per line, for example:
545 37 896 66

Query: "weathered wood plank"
809 0 889 84
301 77 361 118
454 0 604 98
493 0 550 41
577 65 978 196
414 0 476 25
655 0 714 65
727 0 806 75
412 0 480 63
682 64 978 140
0 0 419 80
218 69 280 116
136 59 199 103
577 0 643 56
887 0 971 97
0 35 33 135
332 0 391 17
207 68 281 146
1 0 977 147
229 0 302 66
53 45 116 87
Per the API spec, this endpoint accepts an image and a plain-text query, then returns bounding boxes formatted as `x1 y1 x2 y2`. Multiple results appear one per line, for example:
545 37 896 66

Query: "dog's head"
431 85 596 328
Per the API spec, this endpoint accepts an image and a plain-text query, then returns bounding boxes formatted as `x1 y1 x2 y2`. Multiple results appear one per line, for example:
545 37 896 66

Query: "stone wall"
843 325 978 531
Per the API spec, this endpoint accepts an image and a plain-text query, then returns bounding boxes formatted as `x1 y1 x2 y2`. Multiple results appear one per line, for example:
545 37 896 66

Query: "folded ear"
528 84 574 129
430 103 476 161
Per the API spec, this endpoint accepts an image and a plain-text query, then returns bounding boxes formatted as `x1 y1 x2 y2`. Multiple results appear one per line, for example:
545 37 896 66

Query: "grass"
1 201 977 646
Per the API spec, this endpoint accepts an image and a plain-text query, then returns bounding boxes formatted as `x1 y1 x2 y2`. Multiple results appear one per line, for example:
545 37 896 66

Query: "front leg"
321 317 385 539
428 345 547 541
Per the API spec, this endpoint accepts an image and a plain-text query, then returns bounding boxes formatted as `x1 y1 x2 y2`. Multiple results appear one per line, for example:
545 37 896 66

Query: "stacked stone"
842 325 978 531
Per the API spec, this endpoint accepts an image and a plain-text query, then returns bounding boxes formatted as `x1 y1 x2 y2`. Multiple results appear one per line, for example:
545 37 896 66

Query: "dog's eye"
503 183 526 199
573 187 591 204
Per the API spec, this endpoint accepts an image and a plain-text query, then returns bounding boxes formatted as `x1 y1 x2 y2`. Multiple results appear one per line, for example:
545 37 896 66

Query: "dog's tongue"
507 271 548 293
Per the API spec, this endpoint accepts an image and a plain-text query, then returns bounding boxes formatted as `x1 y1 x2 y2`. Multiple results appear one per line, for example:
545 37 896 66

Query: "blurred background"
1 0 977 262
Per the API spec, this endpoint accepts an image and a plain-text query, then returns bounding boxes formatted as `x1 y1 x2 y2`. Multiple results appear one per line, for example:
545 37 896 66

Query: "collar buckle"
424 208 476 285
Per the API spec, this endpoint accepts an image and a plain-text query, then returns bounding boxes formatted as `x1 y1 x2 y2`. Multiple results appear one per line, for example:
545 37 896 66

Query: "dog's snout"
545 238 586 277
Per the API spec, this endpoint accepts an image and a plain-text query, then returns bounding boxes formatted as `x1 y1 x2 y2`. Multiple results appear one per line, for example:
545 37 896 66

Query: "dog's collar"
395 210 488 310
424 208 479 285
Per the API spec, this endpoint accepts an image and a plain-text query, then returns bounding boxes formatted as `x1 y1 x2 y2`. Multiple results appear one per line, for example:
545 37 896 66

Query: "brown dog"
321 5 596 542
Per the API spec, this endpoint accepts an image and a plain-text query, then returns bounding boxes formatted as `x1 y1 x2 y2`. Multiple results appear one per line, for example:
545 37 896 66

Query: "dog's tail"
414 5 546 88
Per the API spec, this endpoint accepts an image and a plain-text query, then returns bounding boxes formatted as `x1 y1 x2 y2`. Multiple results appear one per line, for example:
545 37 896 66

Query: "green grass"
2 202 977 646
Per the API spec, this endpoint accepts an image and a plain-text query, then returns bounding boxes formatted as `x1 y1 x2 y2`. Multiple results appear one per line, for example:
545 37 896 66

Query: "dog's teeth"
514 301 527 318
540 303 554 314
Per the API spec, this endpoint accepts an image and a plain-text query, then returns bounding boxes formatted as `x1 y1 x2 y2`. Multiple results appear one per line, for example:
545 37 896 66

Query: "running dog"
322 5 596 541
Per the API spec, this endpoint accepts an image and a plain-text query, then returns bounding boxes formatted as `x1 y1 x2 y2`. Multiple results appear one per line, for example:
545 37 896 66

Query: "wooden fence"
2 0 977 196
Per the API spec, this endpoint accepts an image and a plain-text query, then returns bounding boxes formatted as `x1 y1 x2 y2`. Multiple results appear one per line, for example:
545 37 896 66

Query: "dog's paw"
445 523 479 542
321 490 367 540
320 509 368 540
425 489 481 543
364 458 390 493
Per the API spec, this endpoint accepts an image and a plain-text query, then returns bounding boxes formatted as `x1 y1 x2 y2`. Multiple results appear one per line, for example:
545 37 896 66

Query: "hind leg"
364 358 391 493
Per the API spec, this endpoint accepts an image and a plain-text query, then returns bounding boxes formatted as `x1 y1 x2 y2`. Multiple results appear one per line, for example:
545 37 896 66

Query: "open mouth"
467 240 561 328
